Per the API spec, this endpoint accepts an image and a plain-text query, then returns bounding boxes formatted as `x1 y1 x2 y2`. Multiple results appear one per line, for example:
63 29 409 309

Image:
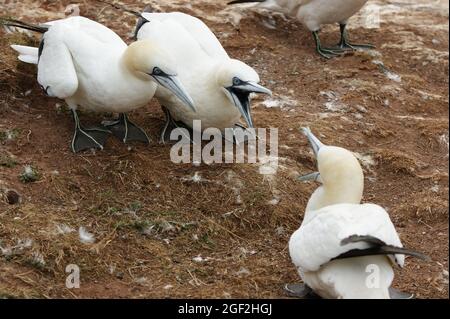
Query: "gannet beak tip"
301 127 324 157
301 127 310 136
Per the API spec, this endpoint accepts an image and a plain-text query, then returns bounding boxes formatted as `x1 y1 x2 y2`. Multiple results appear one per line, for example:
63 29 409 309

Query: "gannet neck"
304 146 364 220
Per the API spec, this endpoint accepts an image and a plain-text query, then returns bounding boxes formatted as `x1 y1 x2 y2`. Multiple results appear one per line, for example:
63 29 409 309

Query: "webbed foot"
104 113 150 144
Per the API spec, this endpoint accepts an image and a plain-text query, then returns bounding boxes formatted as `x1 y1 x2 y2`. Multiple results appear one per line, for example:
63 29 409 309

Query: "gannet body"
290 203 402 299
134 10 271 140
8 16 194 152
229 0 373 59
286 128 428 299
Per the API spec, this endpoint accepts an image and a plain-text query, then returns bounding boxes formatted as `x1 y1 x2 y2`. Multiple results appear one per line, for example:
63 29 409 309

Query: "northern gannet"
228 0 374 59
130 7 272 142
5 16 194 152
286 128 428 299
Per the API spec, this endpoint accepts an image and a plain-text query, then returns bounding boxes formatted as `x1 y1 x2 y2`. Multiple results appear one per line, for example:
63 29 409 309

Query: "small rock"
115 271 124 280
235 267 251 277
275 226 285 236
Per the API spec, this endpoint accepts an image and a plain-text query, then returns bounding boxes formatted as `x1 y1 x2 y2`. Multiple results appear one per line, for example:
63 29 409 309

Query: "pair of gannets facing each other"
7 16 195 153
286 128 429 299
131 8 272 143
228 0 374 59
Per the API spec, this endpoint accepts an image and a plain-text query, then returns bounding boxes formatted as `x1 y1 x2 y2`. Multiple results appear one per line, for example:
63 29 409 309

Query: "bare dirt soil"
0 0 448 299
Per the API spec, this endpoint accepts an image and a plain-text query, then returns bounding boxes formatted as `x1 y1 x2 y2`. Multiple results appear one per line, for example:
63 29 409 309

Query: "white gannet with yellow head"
7 16 194 152
132 9 272 142
228 0 374 59
286 128 428 299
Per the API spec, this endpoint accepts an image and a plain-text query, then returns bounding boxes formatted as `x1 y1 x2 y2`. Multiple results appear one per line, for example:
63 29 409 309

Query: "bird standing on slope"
228 0 374 59
286 128 428 299
5 16 194 152
135 9 272 143
102 2 272 143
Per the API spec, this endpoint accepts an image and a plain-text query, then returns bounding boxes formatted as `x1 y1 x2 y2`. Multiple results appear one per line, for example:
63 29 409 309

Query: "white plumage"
287 128 424 299
11 45 39 64
135 11 271 137
290 203 404 273
140 12 229 60
9 16 194 152
248 0 368 31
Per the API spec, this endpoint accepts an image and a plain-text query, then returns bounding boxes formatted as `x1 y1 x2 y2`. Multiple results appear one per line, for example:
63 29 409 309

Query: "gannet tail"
10 45 39 65
134 5 153 40
336 235 430 261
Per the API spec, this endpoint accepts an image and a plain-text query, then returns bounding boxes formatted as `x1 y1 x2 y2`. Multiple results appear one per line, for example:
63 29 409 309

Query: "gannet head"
216 59 272 128
124 40 195 111
299 127 364 209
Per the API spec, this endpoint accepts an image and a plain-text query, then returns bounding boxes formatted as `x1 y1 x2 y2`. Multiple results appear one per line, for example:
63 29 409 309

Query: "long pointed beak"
234 82 272 96
297 172 322 183
229 92 254 128
228 82 271 129
302 127 324 158
154 75 196 112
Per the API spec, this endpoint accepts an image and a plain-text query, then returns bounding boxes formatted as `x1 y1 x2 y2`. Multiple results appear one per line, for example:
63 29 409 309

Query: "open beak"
302 127 324 158
153 74 196 112
233 82 272 96
229 82 271 128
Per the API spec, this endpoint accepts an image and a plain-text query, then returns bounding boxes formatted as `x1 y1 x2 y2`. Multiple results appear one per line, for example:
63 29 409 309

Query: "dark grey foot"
72 127 110 153
71 109 111 153
312 31 345 59
317 46 346 59
160 106 192 144
104 113 150 144
389 288 414 299
336 23 375 52
334 42 375 51
284 283 320 299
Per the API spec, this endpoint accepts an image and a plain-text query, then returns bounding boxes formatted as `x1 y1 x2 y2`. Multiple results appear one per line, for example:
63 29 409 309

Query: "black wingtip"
341 235 386 247
339 234 431 262
1 18 49 33
228 0 266 5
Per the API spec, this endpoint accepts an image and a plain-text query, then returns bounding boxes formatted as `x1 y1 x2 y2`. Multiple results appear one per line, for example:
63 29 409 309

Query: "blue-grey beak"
297 172 322 183
302 127 324 158
229 82 271 128
153 74 196 112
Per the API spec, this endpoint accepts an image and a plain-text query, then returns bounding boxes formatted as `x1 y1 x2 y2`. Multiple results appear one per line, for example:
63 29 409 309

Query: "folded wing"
289 203 405 272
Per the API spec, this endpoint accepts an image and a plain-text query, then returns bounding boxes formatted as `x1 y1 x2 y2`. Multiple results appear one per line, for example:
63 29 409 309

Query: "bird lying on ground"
286 128 429 299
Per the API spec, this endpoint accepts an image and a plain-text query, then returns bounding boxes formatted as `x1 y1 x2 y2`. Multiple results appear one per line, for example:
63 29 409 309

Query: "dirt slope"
0 0 448 298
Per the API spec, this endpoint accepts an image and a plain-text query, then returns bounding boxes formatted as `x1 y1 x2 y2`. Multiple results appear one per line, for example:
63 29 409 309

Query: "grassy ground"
0 0 448 298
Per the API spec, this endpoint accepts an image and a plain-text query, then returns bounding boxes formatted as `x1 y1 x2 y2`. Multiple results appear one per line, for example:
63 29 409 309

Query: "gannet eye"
232 77 242 86
153 67 163 76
